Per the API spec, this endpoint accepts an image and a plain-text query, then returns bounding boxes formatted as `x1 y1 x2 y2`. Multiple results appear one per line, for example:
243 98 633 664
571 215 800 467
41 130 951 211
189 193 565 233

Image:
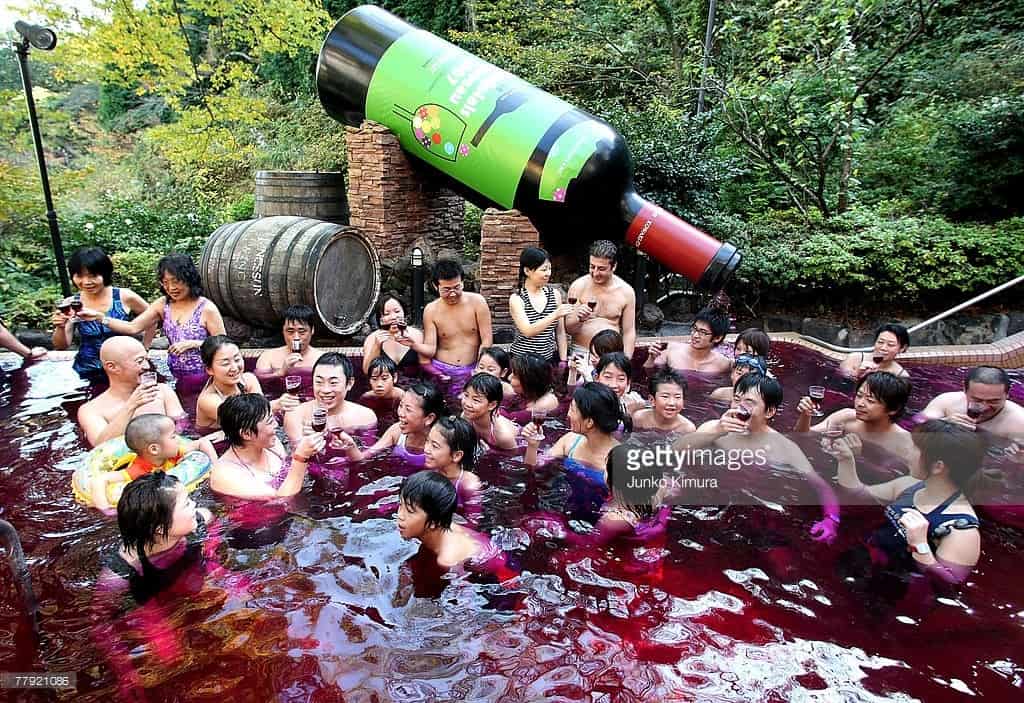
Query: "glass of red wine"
587 300 597 310
567 297 578 305
809 386 826 417
291 338 302 353
872 353 884 365
966 402 985 420
140 371 158 387
57 298 73 315
285 375 302 393
311 407 328 434
530 409 547 430
69 295 84 313
734 404 752 434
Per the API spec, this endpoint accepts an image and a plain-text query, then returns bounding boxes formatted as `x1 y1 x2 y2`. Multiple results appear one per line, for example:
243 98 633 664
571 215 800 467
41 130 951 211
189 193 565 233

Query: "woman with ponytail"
508 247 573 364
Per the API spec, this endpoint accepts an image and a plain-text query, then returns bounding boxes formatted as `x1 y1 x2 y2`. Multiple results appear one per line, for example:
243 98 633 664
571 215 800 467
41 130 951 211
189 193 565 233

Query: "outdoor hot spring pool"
1 342 1022 701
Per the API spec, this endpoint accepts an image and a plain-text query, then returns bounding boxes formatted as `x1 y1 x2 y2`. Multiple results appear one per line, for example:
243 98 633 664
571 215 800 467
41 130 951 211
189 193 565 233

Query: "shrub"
110 250 164 302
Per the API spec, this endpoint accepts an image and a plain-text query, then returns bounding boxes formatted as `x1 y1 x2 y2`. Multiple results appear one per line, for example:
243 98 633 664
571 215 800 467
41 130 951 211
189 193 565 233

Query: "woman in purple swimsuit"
82 254 226 379
335 382 447 469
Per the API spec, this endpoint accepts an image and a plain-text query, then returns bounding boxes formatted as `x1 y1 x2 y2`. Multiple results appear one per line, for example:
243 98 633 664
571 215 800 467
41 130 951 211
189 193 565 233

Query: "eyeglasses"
691 327 713 338
439 282 464 295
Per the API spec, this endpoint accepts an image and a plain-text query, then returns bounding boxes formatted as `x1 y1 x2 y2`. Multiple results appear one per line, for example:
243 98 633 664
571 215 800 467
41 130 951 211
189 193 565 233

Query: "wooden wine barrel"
254 171 349 223
200 217 379 335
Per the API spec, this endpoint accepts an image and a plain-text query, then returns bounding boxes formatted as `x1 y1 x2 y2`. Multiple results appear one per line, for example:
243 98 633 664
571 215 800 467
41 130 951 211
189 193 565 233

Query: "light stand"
13 21 71 297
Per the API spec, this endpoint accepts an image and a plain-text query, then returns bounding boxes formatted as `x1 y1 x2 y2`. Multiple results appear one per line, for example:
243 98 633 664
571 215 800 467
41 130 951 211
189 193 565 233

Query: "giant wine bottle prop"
317 5 740 290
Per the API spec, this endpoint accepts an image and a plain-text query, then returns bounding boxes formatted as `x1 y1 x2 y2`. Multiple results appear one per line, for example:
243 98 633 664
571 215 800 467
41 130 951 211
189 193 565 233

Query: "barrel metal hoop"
277 218 329 314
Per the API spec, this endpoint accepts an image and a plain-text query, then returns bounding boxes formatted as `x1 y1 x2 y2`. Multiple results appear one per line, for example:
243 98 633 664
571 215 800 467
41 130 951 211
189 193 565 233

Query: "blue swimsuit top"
564 435 607 486
875 481 979 557
74 288 130 377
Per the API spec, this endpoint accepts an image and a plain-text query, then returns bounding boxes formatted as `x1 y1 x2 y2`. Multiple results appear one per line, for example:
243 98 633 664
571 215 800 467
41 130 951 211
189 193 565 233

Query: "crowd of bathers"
2 240 1022 589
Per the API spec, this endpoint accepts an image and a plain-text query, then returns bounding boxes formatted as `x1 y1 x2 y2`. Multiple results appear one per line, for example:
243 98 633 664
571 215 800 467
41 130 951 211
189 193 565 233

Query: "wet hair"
464 372 503 410
912 419 986 489
433 416 478 471
282 305 316 330
200 335 237 368
125 413 173 455
573 382 623 435
68 246 114 286
875 323 910 350
219 393 271 447
157 253 203 300
589 240 618 263
589 329 624 358
117 471 182 571
694 304 731 342
595 352 632 381
313 352 354 381
406 381 448 423
733 372 783 413
856 371 911 418
510 352 552 402
648 368 687 397
965 366 1010 393
517 246 550 291
368 355 398 378
432 258 464 284
478 346 511 378
400 471 456 531
736 328 771 358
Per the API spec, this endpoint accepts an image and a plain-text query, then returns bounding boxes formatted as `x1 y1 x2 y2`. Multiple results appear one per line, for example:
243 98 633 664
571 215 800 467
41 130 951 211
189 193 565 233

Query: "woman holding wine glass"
361 297 427 374
52 247 154 379
195 336 298 430
210 394 324 500
508 247 573 364
839 323 911 380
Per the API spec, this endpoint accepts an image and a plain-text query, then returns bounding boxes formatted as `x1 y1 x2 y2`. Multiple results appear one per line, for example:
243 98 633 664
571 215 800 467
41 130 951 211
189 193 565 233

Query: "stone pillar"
478 208 540 328
344 121 463 263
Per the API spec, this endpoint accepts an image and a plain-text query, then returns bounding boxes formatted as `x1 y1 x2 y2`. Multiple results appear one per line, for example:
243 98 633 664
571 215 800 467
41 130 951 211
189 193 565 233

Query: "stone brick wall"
478 208 540 328
345 121 463 263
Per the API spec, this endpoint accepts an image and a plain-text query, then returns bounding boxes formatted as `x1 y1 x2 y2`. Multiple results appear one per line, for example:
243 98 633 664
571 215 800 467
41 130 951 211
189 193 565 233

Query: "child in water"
397 471 493 570
91 414 216 513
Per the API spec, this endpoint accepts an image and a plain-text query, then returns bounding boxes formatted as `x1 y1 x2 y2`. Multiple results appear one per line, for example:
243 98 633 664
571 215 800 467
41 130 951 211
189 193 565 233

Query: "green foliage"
712 208 1024 309
110 250 164 301
0 283 62 330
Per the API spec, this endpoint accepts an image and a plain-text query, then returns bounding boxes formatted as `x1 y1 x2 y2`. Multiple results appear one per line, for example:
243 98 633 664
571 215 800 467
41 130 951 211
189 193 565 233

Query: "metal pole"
411 248 425 325
696 0 717 115
14 39 71 297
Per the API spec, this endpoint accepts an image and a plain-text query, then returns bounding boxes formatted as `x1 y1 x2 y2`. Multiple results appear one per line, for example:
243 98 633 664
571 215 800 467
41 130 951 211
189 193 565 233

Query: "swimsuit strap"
567 434 584 459
454 467 464 491
397 432 407 448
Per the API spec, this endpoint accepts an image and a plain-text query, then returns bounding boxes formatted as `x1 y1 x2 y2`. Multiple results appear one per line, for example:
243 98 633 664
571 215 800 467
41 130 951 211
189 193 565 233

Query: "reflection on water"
0 345 1022 700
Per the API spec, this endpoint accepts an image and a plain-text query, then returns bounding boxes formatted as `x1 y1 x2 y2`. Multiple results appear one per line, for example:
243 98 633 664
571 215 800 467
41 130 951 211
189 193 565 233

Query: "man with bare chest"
564 241 637 360
402 258 492 391
78 336 185 446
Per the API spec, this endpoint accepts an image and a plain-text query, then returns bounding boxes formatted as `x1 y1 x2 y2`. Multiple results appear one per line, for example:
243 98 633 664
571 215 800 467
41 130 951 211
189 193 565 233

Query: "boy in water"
397 471 494 570
90 414 216 513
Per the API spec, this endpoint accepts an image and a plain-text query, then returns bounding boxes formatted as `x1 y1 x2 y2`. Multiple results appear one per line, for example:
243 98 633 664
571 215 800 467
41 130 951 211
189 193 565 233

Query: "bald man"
78 336 184 447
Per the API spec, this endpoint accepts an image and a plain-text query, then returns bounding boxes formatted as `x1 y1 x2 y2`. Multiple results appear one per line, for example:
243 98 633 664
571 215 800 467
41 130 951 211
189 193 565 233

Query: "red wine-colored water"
0 345 1022 700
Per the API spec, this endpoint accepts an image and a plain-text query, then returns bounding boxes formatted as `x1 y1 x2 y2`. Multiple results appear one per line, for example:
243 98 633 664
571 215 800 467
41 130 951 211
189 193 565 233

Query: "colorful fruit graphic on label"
394 103 468 163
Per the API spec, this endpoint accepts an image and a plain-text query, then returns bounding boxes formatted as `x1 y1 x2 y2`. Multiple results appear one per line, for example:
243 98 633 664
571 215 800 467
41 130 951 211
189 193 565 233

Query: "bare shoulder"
613 276 636 300
567 275 588 293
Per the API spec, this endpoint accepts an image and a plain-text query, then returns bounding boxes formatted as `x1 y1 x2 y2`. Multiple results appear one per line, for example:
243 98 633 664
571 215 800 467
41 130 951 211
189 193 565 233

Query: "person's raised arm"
51 309 74 350
334 424 399 462
563 281 586 335
398 304 437 358
121 289 158 349
828 433 915 503
91 298 165 335
555 291 568 361
905 514 978 584
476 296 493 349
621 289 637 358
79 384 160 447
362 332 386 374
161 384 185 420
0 322 45 361
508 294 573 339
920 393 951 421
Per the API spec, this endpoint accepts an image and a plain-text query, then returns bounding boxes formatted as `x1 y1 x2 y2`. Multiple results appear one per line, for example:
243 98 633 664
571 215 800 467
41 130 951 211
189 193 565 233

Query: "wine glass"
966 402 985 420
567 296 578 305
311 407 328 434
587 300 597 310
291 338 302 353
140 371 158 387
530 408 547 431
57 298 73 315
70 295 84 313
809 386 826 417
734 404 752 434
285 375 302 393
872 353 884 365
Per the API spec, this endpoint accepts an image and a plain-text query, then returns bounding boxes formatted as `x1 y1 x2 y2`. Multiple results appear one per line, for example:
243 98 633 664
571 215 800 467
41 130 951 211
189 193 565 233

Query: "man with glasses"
922 367 1024 442
645 303 732 374
564 240 637 360
401 258 492 392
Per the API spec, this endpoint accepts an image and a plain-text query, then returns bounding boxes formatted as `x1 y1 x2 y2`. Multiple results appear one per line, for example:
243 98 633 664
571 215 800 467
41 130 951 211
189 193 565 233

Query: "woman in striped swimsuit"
508 247 574 365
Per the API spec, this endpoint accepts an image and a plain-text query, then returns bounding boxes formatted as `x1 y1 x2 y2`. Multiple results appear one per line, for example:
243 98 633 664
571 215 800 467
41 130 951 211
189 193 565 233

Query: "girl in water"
424 416 483 522
460 373 519 451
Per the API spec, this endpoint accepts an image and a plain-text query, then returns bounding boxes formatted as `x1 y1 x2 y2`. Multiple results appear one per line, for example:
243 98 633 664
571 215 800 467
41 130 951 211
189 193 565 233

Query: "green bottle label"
366 30 590 209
